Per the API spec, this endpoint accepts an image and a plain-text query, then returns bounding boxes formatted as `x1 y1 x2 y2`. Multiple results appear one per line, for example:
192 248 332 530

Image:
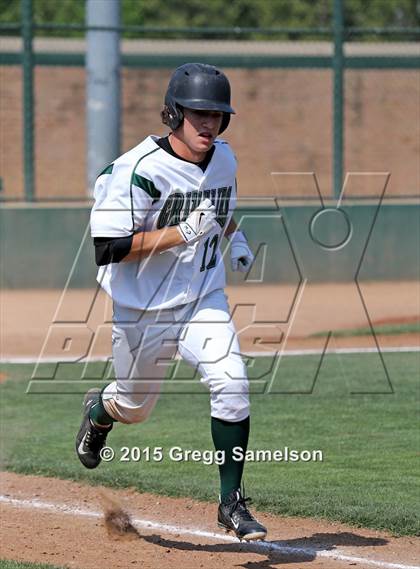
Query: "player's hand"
228 230 254 273
177 198 217 244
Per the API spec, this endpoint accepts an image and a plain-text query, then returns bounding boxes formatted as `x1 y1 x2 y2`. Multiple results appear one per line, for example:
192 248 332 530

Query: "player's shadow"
138 533 314 566
127 531 388 567
283 531 388 549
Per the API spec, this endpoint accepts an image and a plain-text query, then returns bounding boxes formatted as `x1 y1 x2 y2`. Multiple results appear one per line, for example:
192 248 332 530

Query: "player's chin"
196 135 214 150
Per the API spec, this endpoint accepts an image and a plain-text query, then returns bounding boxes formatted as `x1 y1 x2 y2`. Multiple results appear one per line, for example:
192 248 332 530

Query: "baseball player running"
76 63 267 541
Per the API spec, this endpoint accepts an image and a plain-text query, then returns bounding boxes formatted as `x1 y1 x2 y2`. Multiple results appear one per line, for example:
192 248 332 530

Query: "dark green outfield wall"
1 202 418 288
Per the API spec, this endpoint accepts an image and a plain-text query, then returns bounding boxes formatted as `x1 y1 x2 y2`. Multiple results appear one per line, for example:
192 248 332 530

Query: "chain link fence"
0 0 419 201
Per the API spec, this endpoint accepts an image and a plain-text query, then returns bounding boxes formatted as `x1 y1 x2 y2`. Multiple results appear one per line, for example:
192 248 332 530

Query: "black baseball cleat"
217 488 267 541
75 388 112 469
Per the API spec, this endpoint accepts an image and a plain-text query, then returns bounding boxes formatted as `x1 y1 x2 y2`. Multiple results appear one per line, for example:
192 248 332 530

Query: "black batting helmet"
162 63 235 134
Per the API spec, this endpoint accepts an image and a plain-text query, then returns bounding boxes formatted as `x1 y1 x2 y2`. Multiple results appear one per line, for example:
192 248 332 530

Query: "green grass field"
312 320 420 337
1 352 419 536
0 561 66 569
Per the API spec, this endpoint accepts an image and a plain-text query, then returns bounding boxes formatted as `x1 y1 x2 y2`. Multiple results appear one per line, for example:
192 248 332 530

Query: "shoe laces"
229 486 257 522
85 423 109 450
232 496 256 521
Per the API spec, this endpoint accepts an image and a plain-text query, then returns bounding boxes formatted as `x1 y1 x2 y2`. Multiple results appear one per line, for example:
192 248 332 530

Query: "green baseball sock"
211 415 250 501
89 390 115 427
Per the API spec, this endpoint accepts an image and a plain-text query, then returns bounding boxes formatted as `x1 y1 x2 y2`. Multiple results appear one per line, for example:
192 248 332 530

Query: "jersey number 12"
200 234 218 272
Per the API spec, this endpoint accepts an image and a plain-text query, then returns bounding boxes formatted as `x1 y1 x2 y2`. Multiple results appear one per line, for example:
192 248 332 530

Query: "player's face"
181 108 223 154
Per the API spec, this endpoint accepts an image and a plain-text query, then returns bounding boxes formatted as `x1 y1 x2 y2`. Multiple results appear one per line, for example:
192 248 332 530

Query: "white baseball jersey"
90 135 237 310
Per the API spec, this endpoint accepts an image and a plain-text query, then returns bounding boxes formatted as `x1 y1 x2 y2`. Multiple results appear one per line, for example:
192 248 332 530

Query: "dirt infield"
1 472 419 569
1 282 419 359
1 282 419 568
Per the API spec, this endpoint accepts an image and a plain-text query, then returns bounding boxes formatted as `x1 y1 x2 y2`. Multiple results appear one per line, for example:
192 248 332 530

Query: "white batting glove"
228 230 254 272
177 198 217 244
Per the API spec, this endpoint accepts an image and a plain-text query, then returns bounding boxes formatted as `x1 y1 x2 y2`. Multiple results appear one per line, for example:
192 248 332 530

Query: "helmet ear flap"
219 113 230 134
161 102 184 131
175 105 184 128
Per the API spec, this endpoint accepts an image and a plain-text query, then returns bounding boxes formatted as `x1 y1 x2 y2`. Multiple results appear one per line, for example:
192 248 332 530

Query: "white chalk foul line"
1 346 419 364
0 495 418 569
245 347 420 357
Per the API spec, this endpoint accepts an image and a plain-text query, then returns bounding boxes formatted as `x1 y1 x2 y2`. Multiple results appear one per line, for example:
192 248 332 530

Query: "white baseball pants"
102 288 249 424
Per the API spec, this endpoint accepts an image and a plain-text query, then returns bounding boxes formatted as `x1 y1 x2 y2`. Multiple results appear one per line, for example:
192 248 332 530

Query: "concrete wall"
1 202 418 288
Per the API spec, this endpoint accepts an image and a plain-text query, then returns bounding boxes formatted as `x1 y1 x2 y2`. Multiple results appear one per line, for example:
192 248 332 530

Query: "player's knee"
211 390 250 422
103 392 156 424
206 373 250 422
107 404 153 425
202 356 247 385
123 407 152 424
